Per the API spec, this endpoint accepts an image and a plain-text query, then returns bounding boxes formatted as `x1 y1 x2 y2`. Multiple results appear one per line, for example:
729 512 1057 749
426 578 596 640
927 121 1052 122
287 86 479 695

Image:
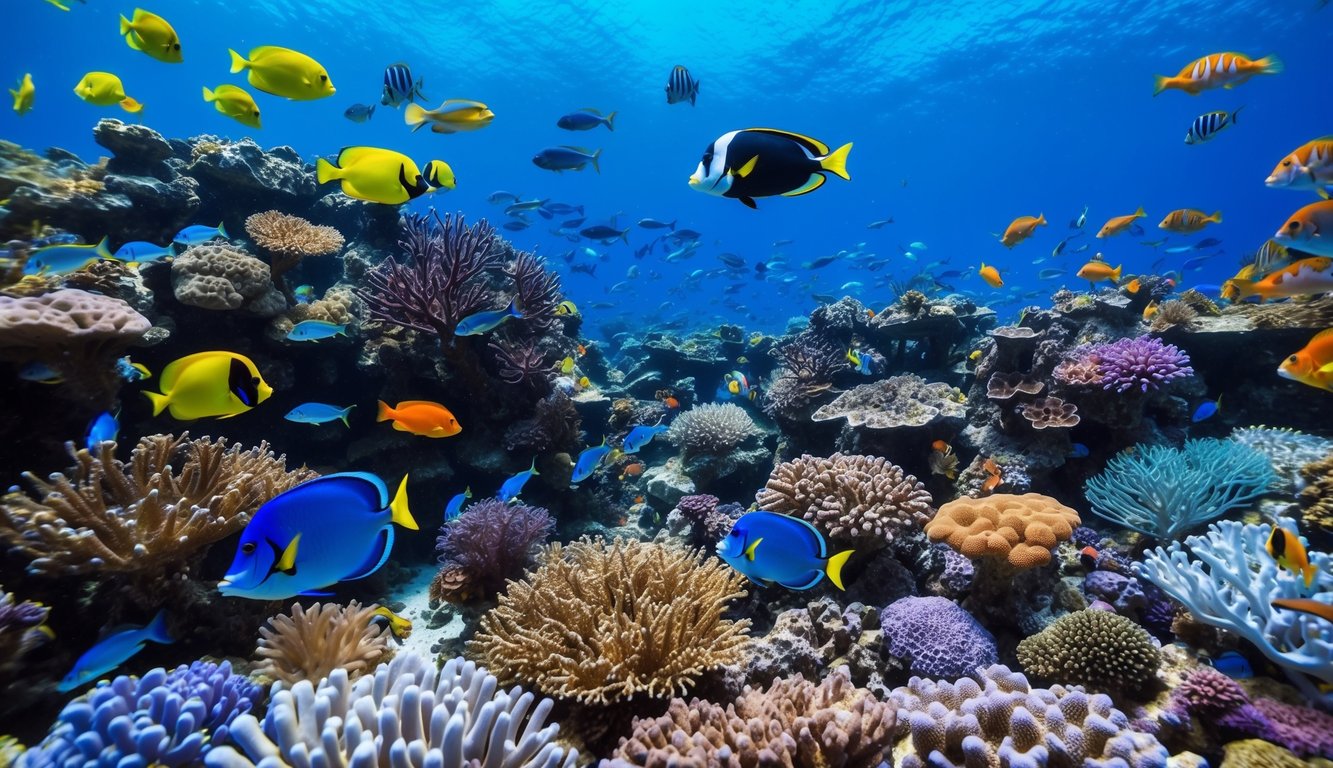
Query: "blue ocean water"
7 0 1329 337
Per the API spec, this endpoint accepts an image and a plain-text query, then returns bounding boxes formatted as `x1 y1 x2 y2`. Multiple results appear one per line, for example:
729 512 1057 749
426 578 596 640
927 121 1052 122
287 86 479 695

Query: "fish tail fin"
591 148 601 175
820 142 853 181
404 102 426 128
605 111 616 131
202 86 216 103
1111 264 1123 283
1232 105 1243 123
376 400 393 422
529 457 540 476
94 237 114 260
826 549 854 591
118 13 133 36
316 157 342 184
1152 74 1168 96
1134 206 1145 218
145 609 173 644
1036 212 1047 225
143 390 169 416
389 475 417 530
216 222 229 239
1304 563 1317 588
1257 55 1283 75
509 297 524 319
228 49 248 74
1209 210 1223 224
119 97 143 114
340 404 356 428
1227 278 1257 300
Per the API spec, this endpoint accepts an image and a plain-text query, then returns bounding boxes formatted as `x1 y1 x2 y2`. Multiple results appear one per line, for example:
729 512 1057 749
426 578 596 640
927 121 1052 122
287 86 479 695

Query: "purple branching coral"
503 391 581 454
1074 335 1195 393
506 249 563 332
435 498 554 599
489 339 551 387
0 588 51 682
1165 666 1333 758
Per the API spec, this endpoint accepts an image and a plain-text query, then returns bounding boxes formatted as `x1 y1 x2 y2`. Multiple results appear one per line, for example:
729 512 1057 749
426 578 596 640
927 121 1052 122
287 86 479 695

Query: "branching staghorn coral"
666 402 760 457
0 434 316 576
1229 425 1333 494
254 601 394 686
244 210 344 286
468 538 749 705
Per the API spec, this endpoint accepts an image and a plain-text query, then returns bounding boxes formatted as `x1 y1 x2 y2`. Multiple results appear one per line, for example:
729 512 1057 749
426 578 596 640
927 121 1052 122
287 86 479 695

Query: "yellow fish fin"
390 475 417 530
1304 564 1317 589
404 102 427 129
143 390 170 416
202 86 215 103
228 49 248 73
736 155 759 178
276 533 300 575
744 537 763 561
782 173 826 197
819 142 853 181
315 157 342 184
120 97 143 114
826 549 854 591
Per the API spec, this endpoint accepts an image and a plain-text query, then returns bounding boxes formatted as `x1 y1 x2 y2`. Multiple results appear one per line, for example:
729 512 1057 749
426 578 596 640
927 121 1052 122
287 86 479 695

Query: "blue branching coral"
1084 438 1275 540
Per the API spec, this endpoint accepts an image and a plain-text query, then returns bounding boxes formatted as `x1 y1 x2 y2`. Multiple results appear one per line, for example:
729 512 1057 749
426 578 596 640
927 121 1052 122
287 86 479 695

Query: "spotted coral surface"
812 374 966 430
1016 609 1161 694
666 401 760 456
880 596 997 678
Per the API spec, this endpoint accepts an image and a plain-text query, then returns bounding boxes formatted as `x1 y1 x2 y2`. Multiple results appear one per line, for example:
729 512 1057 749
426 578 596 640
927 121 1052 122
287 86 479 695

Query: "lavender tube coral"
1088 335 1194 393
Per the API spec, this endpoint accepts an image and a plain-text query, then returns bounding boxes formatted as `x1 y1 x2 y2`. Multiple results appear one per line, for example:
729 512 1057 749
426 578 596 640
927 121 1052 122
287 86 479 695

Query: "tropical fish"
638 218 676 230
1159 209 1222 233
1079 545 1099 569
23 238 114 275
1153 52 1282 96
1274 200 1333 257
689 129 851 209
370 606 412 640
228 46 334 100
1228 257 1333 302
1069 443 1090 458
1271 598 1333 624
1278 329 1333 393
119 8 182 63
498 459 539 502
1097 207 1146 238
173 223 228 245
144 351 273 420
1191 397 1220 422
287 320 347 342
444 487 472 521
1071 205 1089 229
978 263 1003 288
571 439 613 484
113 240 174 263
59 611 172 692
1206 651 1254 679
533 146 601 174
344 103 376 123
316 147 441 205
1039 269 1066 280
716 511 853 590
18 361 62 384
73 72 142 113
10 73 34 116
293 285 316 303
115 356 152 382
665 65 700 106
868 218 894 229
928 440 958 480
1077 261 1122 284
84 410 118 449
285 402 355 427
455 300 522 336
622 424 668 454
1265 136 1333 199
724 370 758 400
558 108 615 131
424 160 456 190
1253 239 1289 273
1143 300 1159 320
846 348 873 375
488 191 520 205
202 84 261 129
1267 525 1318 588
381 63 425 107
1001 214 1047 247
405 99 494 134
981 458 1002 494
376 400 461 438
218 473 417 600
1185 107 1242 144
619 463 644 480
554 300 579 316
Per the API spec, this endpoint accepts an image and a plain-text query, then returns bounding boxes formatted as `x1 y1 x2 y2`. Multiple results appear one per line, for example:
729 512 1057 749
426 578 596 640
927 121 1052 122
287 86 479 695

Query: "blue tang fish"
1068 442 1090 459
115 356 152 382
571 439 613 483
85 410 118 449
1207 650 1254 679
847 348 874 375
287 320 348 342
285 402 355 427
59 610 172 692
498 458 538 502
444 486 472 521
622 424 668 454
1191 396 1221 423
455 300 522 336
173 222 229 246
113 240 174 263
218 472 417 600
716 511 853 590
23 237 115 276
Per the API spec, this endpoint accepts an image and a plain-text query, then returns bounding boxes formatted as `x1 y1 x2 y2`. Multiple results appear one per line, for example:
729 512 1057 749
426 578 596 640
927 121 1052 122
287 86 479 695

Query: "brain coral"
812 374 967 430
880 596 997 678
666 401 761 456
925 493 1081 568
0 288 150 348
170 243 285 315
756 452 934 546
1016 609 1161 694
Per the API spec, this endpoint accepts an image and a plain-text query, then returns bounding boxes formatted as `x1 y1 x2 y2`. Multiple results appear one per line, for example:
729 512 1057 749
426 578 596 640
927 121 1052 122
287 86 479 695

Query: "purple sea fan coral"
507 249 563 330
489 338 551 386
880 596 997 678
436 498 554 598
1089 334 1194 393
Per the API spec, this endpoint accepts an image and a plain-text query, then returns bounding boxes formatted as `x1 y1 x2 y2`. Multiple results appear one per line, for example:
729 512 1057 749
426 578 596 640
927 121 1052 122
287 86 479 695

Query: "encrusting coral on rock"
666 402 760 456
171 243 287 316
253 600 394 686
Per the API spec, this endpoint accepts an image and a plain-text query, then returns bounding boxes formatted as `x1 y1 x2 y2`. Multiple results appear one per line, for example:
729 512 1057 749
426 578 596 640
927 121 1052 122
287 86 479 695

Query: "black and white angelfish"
688 128 852 209
382 62 426 107
665 65 700 106
1185 106 1243 144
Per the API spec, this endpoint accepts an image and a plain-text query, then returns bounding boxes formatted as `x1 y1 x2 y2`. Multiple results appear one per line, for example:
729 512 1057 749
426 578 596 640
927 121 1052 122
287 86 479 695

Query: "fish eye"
1282 160 1292 167
1287 221 1301 232
320 74 328 82
241 542 256 554
172 43 180 50
1288 355 1300 363
253 110 260 116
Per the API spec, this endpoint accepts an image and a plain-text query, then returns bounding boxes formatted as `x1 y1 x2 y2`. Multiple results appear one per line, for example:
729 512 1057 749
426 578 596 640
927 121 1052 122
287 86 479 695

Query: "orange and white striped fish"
1266 136 1333 200
1226 256 1333 302
1158 209 1222 233
1153 52 1282 96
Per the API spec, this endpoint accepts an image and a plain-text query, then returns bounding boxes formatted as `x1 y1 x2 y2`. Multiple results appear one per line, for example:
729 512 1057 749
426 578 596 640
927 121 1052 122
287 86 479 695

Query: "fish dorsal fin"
744 128 830 156
249 45 295 59
1310 328 1333 345
345 527 394 581
275 533 300 575
158 351 233 392
744 537 763 561
736 155 759 178
214 84 245 98
336 145 395 167
394 399 446 409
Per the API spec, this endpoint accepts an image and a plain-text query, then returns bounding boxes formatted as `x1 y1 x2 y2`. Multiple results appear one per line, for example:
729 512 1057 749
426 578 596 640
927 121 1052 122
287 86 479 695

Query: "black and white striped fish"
665 65 699 106
1185 106 1242 144
381 63 425 108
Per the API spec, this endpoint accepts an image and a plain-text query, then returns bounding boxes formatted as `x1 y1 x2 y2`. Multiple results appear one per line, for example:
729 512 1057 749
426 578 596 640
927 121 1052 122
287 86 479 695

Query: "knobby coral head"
1089 334 1194 393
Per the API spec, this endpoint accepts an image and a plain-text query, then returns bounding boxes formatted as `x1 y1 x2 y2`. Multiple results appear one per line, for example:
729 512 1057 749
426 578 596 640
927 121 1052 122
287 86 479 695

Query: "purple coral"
489 339 550 387
936 544 974 595
1083 570 1148 617
506 249 563 331
672 494 741 544
1165 666 1333 758
1087 335 1194 393
880 596 997 678
436 498 554 597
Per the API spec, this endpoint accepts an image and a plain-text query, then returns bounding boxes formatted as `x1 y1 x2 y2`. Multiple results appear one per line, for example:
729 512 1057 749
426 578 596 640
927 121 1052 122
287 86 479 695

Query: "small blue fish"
455 300 522 337
18 361 62 384
444 487 472 521
1191 397 1221 423
285 402 355 427
532 146 601 174
1068 443 1090 459
85 410 118 449
173 222 229 246
287 320 347 342
293 284 316 304
716 511 853 590
556 109 615 132
59 610 172 692
622 424 668 454
498 459 539 502
113 240 174 263
1207 650 1254 679
571 439 613 484
847 348 873 376
219 472 417 601
344 103 376 122
23 237 115 276
115 356 152 382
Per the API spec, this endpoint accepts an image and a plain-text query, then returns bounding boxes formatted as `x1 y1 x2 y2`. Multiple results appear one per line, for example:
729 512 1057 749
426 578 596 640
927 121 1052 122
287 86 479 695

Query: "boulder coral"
1016 609 1161 695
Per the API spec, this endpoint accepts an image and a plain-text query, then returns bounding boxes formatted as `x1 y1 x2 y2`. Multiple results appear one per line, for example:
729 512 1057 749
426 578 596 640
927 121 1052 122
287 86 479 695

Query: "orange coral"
925 493 1081 568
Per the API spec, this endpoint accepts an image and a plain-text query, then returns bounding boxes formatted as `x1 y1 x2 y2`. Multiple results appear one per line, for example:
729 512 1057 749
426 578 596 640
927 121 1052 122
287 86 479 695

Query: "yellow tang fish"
370 606 412 640
404 99 495 134
560 356 576 375
316 146 443 205
10 73 34 116
202 85 261 129
73 72 142 113
143 351 273 420
120 8 182 63
228 46 334 101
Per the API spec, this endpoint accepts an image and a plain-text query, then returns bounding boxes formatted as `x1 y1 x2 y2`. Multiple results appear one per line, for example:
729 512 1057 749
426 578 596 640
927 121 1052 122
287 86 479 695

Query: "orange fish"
1271 598 1333 624
662 396 680 409
931 439 952 455
1266 136 1333 199
1159 208 1222 233
576 344 587 357
1143 300 1159 320
1124 278 1141 294
1096 207 1145 238
866 308 876 319
978 263 1003 288
1077 261 1122 284
980 458 1002 494
376 399 462 438
1000 214 1047 248
1079 546 1099 569
634 495 645 504
1279 328 1333 393
1227 257 1333 302
1153 52 1282 96
1275 200 1333 258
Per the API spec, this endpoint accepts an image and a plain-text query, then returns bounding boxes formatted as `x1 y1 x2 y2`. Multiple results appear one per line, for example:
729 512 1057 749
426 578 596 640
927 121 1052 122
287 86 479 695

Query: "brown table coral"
812 374 966 430
925 493 1081 568
1018 395 1081 429
244 210 344 286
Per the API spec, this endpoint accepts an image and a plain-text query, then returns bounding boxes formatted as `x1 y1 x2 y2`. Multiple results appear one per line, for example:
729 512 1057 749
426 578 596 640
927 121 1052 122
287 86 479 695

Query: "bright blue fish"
59 610 172 692
113 240 174 263
1191 397 1221 423
571 439 613 484
218 472 417 601
115 356 152 382
287 320 347 342
1068 443 1090 458
455 300 521 336
173 223 229 246
622 424 668 454
716 511 853 590
285 402 355 427
23 237 114 275
1208 650 1254 679
498 459 539 502
444 487 472 521
85 410 118 449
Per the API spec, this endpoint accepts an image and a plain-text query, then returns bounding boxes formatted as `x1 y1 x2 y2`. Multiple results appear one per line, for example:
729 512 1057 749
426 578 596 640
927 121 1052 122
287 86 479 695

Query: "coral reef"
1018 395 1080 429
1148 299 1199 333
1016 609 1161 694
0 588 51 683
503 391 581 453
254 600 394 685
880 596 998 679
666 402 760 456
433 498 554 602
987 371 1045 399
1299 451 1333 535
171 243 286 316
468 538 750 704
812 374 967 430
1166 667 1333 759
925 493 1080 569
666 493 743 547
742 598 887 693
1059 335 1194 393
243 209 344 285
1230 426 1333 494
